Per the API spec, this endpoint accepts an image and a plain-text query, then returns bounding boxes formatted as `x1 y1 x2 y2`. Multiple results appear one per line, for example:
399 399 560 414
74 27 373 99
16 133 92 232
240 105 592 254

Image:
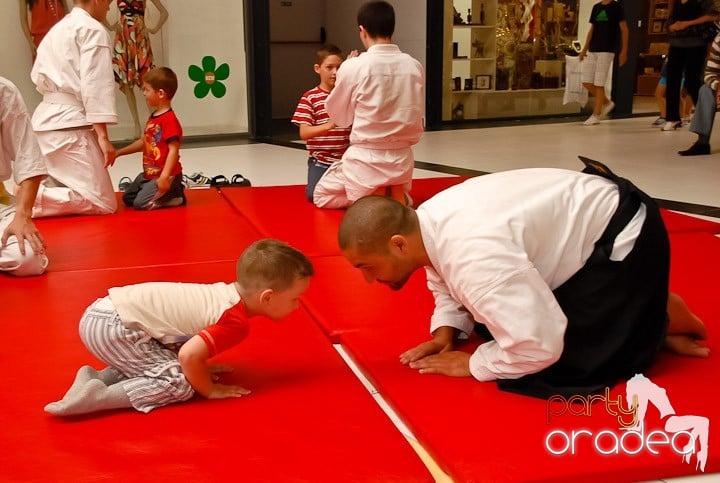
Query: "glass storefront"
443 0 582 121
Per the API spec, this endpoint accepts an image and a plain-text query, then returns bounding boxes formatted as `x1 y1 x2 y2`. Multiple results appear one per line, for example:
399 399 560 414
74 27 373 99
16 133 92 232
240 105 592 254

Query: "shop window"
443 0 582 121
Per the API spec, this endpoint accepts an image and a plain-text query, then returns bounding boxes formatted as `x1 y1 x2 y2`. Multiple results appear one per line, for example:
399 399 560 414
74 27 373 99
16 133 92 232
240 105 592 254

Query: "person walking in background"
652 59 695 126
678 31 720 155
661 0 719 131
579 0 628 126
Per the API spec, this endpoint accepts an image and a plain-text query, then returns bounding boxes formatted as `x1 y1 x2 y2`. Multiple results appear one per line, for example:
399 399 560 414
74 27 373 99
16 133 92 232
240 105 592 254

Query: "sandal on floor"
230 173 251 187
209 175 230 187
118 176 132 192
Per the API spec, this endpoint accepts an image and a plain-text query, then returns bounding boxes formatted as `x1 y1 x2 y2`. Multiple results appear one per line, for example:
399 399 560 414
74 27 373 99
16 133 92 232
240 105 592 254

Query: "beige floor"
109 114 720 211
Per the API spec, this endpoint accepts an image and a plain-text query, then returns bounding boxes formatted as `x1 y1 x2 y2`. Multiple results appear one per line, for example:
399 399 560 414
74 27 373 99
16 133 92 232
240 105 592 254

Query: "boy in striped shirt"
292 44 353 201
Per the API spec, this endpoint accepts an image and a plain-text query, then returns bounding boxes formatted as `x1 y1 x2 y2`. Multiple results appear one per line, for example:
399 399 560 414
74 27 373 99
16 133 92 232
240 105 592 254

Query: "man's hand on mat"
208 383 251 399
400 339 452 365
409 351 472 377
400 326 454 365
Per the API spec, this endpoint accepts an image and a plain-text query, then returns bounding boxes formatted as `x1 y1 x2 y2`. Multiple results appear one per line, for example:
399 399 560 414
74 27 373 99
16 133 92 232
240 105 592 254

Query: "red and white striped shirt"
292 86 350 165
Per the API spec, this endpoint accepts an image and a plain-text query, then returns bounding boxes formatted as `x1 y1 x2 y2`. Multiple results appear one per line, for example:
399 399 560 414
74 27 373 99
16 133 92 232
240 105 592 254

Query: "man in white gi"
313 0 424 209
30 0 117 217
0 77 49 276
338 158 709 398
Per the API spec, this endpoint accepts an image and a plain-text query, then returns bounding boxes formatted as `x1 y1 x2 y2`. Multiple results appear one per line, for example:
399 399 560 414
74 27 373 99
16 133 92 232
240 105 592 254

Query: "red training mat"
334 234 720 482
219 184 345 257
0 263 432 482
34 189 264 272
302 255 436 341
661 210 720 234
218 177 469 257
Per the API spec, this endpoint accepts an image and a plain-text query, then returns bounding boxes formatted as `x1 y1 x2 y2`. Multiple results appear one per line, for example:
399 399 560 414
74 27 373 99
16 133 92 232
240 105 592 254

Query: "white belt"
43 92 83 107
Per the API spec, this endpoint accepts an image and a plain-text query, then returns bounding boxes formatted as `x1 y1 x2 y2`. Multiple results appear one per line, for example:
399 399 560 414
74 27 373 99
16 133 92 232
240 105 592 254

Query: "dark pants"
305 157 330 202
498 158 670 398
122 172 185 210
666 44 707 122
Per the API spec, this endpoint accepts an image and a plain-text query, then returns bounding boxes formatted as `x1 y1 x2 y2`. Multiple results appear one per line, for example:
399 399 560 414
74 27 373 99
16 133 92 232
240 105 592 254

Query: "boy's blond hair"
315 44 343 66
237 239 314 292
143 67 178 99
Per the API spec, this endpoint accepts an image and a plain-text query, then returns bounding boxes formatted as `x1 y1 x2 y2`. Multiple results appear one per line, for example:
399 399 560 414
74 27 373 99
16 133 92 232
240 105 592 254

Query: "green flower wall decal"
188 56 230 98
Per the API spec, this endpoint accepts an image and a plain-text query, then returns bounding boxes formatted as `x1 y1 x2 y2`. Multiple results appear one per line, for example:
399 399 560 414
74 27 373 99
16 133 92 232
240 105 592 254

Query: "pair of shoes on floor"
600 100 615 118
118 176 132 192
652 116 666 126
183 172 212 188
661 121 682 131
209 174 252 187
678 142 711 156
583 115 601 126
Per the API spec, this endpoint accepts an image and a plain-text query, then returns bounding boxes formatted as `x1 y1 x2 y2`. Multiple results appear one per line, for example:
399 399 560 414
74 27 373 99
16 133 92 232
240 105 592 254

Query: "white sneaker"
183 172 211 188
583 115 600 126
600 100 615 118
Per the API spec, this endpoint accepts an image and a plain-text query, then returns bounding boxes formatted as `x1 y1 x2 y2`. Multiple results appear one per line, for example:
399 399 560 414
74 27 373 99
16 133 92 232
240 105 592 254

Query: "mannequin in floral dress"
18 0 69 59
108 0 168 138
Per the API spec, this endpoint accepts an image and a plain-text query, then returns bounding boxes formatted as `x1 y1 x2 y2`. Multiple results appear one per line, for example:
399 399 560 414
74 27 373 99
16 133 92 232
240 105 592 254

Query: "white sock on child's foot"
52 365 101 402
44 379 132 416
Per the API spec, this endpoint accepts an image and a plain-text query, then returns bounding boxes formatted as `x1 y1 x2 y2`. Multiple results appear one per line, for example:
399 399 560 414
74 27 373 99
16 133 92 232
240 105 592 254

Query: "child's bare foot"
664 334 710 358
667 292 707 340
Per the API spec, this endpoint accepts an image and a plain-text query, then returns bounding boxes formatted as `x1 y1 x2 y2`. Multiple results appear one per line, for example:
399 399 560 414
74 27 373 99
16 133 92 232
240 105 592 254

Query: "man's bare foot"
667 292 707 340
665 334 710 358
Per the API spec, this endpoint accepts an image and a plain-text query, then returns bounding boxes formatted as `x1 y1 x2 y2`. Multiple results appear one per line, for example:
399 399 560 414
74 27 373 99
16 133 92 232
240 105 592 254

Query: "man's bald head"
338 195 418 254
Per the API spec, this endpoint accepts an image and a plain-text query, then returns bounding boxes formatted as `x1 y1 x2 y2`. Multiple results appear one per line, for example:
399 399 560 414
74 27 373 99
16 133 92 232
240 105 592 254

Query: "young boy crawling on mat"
45 239 313 416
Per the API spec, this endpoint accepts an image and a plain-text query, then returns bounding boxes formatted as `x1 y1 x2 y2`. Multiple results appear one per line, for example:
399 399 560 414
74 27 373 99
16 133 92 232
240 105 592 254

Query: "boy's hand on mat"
208 383 251 399
208 364 234 382
409 351 472 377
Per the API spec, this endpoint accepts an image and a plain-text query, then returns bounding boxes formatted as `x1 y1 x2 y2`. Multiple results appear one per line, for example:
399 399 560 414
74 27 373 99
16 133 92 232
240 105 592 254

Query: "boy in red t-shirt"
292 44 353 202
44 239 314 416
116 67 185 210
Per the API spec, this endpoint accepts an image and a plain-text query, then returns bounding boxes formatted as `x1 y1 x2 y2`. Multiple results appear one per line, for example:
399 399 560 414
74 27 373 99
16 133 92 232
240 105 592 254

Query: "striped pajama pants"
78 297 195 413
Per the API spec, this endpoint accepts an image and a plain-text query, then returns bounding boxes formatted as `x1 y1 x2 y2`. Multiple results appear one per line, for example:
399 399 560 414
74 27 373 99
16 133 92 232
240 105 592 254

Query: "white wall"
270 0 427 120
165 0 247 137
0 0 248 141
327 0 427 66
270 0 327 119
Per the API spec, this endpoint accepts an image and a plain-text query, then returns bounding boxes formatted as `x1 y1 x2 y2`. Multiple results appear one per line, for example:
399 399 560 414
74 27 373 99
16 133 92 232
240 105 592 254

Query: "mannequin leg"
119 83 142 139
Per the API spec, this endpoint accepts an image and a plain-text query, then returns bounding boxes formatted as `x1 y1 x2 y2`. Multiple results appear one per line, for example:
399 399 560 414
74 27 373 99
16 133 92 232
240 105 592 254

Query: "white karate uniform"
415 169 645 382
30 7 118 217
314 44 425 208
0 77 49 276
